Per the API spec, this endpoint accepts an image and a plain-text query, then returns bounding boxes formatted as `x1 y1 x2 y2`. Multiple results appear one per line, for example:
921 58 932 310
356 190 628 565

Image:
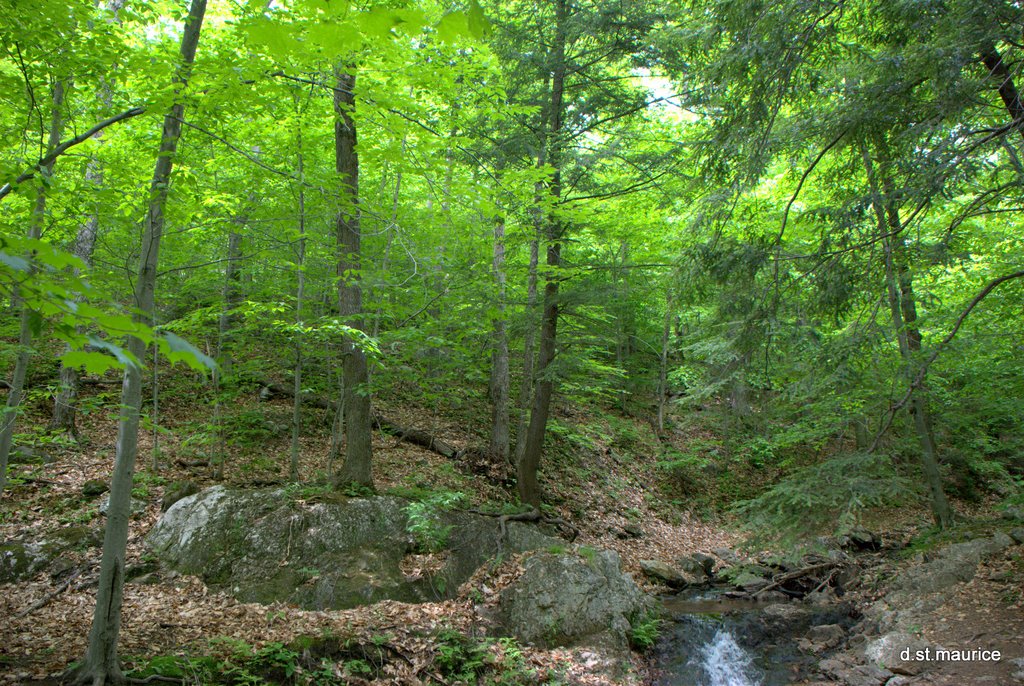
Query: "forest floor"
1 375 1022 685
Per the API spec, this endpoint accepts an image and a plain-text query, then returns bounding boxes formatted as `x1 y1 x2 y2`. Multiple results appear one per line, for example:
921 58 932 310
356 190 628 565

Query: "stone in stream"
639 558 707 588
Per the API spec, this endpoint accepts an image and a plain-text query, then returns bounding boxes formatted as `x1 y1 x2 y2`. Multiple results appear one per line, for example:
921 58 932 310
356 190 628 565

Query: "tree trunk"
290 143 306 482
861 141 954 529
656 283 674 433
0 81 65 498
512 190 541 469
76 2 206 683
517 0 567 509
980 43 1024 145
488 211 510 462
332 67 373 489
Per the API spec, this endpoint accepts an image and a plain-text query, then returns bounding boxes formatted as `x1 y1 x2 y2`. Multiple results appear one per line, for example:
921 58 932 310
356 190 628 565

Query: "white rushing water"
696 629 762 686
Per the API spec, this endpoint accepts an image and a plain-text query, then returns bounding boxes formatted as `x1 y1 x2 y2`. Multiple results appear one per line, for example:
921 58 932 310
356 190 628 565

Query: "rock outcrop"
497 549 649 652
148 486 559 610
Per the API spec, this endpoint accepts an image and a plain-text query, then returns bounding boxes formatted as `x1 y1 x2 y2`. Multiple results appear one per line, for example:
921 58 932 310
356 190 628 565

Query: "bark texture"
518 0 567 508
76 2 207 682
332 68 373 489
0 81 65 497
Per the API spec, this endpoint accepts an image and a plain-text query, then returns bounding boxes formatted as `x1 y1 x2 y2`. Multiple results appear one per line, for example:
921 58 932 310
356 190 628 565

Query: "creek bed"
651 590 854 686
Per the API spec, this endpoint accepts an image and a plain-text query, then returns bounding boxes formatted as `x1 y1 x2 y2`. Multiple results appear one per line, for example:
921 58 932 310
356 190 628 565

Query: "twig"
752 562 836 597
16 568 82 618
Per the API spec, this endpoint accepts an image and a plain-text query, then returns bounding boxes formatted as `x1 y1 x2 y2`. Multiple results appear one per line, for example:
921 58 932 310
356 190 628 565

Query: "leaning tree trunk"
75 2 206 683
861 141 953 529
332 67 373 489
0 81 65 498
517 0 567 509
488 209 510 463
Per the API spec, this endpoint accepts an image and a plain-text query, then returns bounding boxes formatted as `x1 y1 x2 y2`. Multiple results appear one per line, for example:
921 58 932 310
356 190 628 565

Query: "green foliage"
732 452 917 542
628 611 664 652
433 629 543 685
404 491 466 553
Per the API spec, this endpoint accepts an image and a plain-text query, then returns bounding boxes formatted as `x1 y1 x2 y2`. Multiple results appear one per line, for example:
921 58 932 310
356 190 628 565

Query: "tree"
76 0 207 681
332 67 374 489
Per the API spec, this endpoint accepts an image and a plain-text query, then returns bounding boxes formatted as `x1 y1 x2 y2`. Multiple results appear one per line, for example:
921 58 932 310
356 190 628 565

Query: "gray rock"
497 549 648 651
148 486 559 610
676 554 715 579
808 623 845 648
620 523 643 539
82 479 109 498
819 654 893 686
712 547 741 565
759 603 812 632
1009 528 1024 545
864 632 934 676
691 552 716 575
1010 656 1024 681
640 559 703 588
1002 507 1024 522
894 535 1013 596
0 541 55 583
10 446 53 465
733 569 771 593
842 528 881 551
99 494 146 517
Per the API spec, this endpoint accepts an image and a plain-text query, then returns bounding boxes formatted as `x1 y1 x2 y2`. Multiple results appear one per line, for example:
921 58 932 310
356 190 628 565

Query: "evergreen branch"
775 129 847 245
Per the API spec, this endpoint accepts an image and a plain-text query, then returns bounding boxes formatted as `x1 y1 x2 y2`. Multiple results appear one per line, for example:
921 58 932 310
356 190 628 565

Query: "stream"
652 591 851 686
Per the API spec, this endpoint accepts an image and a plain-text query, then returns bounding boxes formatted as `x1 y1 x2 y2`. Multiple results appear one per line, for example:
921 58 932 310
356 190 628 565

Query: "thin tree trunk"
509 133 548 473
371 136 405 339
76 3 206 683
615 241 630 412
518 0 567 509
861 141 954 529
290 143 306 482
488 210 510 462
332 67 373 489
0 81 65 498
656 283 674 433
212 223 243 479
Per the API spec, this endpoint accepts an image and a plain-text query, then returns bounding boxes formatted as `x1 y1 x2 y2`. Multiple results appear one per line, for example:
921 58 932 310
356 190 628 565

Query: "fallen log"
256 381 461 460
752 561 839 598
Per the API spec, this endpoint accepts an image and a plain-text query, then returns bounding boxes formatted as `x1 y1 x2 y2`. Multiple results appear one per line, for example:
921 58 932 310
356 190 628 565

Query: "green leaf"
159 331 217 373
435 11 470 43
467 0 490 38
0 252 29 272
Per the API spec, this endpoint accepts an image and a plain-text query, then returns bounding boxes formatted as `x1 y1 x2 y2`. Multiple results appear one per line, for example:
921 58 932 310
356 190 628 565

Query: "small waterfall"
696 629 761 686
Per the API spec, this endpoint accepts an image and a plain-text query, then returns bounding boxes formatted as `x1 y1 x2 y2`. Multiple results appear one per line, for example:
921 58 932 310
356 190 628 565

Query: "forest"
1 0 1023 684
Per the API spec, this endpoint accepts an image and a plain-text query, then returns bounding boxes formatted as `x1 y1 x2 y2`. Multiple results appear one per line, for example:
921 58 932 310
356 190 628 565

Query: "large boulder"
893 534 1013 596
147 486 558 610
497 549 650 651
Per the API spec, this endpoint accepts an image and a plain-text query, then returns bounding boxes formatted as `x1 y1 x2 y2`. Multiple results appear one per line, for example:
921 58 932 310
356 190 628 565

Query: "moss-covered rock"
497 549 650 652
147 486 560 610
0 541 58 583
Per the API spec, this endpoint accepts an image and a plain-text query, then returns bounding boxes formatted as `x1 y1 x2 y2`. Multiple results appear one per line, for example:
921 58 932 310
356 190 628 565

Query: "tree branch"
870 268 1024 452
0 107 147 202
